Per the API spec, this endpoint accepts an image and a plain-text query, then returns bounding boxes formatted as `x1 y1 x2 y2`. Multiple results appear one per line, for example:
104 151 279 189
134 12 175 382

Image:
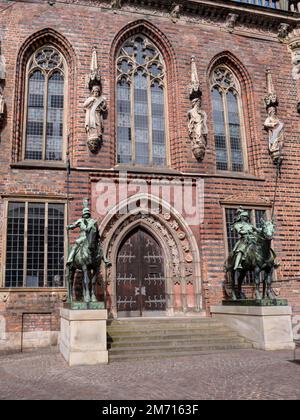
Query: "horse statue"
66 201 111 304
225 208 279 301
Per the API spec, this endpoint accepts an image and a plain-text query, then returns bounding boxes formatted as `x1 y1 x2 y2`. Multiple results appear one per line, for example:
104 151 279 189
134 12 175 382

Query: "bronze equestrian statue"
225 207 279 301
66 201 111 304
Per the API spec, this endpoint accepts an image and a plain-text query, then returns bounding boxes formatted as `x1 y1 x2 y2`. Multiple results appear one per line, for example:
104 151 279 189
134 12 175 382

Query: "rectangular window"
225 207 267 284
4 202 65 288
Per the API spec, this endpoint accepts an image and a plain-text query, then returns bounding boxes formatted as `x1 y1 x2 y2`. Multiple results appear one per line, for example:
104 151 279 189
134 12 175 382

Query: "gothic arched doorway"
116 228 166 317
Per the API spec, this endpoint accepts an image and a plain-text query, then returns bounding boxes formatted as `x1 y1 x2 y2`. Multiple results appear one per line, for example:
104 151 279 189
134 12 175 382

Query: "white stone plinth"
60 308 108 366
211 305 295 351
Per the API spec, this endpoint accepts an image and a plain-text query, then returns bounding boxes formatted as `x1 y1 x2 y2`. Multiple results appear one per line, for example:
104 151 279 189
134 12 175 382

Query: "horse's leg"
67 267 74 303
237 270 246 300
91 267 99 303
262 271 266 299
231 269 237 301
82 265 90 303
254 267 262 300
266 268 275 300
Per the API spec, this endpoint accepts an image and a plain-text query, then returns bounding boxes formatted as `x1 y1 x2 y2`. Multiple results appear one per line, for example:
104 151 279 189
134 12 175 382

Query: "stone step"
109 341 251 355
108 318 222 327
109 343 252 362
107 331 240 342
107 324 227 333
109 337 248 349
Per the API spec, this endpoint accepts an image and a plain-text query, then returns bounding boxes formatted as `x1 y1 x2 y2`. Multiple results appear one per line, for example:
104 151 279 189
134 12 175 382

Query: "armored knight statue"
188 56 208 162
264 68 284 167
231 208 261 271
226 207 279 301
84 48 107 153
66 200 111 305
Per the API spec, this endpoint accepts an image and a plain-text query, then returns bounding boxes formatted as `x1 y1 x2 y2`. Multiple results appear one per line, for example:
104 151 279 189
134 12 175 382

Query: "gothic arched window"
116 36 167 166
24 46 66 161
211 66 246 172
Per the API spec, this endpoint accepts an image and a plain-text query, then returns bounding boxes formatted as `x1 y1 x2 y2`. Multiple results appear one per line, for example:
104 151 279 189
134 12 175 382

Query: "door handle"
135 287 146 296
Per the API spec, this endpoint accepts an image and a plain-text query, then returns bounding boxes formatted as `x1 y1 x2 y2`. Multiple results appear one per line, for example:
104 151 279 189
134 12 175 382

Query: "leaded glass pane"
212 88 228 171
5 203 25 287
47 204 64 287
117 79 131 164
134 70 149 165
25 47 65 161
25 70 44 160
46 71 64 161
152 82 166 166
211 67 246 173
117 35 166 166
227 91 244 172
26 203 45 287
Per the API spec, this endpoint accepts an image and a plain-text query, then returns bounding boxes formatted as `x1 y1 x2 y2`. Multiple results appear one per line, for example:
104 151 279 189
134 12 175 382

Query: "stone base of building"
60 308 108 366
211 305 295 351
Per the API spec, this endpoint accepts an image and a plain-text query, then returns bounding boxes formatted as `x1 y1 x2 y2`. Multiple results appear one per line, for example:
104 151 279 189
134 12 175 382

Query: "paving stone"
0 348 299 400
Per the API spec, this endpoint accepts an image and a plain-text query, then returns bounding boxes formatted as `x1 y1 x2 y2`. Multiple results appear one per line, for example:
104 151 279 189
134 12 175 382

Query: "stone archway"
99 194 202 318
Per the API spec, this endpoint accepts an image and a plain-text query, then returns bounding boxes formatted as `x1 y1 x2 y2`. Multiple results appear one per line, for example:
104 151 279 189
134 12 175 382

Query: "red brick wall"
0 1 299 345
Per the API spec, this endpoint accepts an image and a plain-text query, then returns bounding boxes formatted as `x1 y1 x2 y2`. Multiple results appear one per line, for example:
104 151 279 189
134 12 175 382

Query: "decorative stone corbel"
225 13 239 33
170 2 182 23
187 56 208 162
0 292 9 303
111 0 122 10
277 23 291 42
264 68 284 167
84 48 107 154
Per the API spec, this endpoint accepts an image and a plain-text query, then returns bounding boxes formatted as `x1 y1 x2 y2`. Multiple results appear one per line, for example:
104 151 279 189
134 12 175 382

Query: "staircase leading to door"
107 317 252 362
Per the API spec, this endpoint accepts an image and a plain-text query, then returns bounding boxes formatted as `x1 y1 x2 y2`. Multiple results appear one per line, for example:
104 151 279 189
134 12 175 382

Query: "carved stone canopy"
264 68 278 108
189 56 202 101
87 47 102 90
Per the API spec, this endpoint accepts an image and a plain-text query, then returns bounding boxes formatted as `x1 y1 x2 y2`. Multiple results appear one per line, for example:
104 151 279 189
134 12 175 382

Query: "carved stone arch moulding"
207 51 258 174
99 194 202 316
109 19 180 167
12 28 76 162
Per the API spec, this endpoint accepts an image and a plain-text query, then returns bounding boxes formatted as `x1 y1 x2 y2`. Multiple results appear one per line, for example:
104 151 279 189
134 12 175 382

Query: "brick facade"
0 0 300 351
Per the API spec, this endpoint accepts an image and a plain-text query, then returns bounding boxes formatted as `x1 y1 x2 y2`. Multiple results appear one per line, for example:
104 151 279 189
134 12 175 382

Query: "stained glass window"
117 36 167 166
5 202 65 288
25 47 65 161
211 67 245 172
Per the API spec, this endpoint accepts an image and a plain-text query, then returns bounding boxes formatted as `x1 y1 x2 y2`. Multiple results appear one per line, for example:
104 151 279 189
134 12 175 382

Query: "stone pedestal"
60 308 108 366
211 305 295 351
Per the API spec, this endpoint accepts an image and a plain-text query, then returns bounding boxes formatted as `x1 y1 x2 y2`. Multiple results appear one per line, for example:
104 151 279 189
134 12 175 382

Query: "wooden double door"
116 228 166 316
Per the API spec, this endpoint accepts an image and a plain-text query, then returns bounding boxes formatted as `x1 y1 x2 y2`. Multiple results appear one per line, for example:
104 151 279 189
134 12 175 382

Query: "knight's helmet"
235 206 250 222
82 199 91 217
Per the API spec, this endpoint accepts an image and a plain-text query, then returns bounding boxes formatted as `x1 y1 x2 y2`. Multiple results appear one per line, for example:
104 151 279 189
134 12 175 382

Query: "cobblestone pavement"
0 348 299 400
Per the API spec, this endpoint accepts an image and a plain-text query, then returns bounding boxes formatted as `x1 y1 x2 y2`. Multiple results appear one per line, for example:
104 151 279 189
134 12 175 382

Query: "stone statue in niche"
264 68 284 168
188 56 208 162
84 48 107 153
84 85 107 154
